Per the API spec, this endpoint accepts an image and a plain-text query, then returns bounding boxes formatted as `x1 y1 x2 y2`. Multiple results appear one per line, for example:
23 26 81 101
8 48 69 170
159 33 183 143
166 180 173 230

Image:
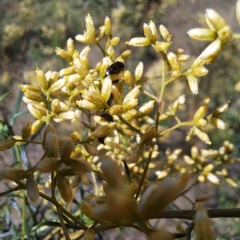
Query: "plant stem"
119 116 142 136
135 145 155 199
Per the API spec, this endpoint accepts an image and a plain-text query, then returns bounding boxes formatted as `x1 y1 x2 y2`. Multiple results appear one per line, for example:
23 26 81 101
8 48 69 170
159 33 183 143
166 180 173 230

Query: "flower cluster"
0 3 240 239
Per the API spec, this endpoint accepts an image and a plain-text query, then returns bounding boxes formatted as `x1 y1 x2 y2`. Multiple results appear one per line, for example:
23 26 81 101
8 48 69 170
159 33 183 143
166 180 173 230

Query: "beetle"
105 61 125 79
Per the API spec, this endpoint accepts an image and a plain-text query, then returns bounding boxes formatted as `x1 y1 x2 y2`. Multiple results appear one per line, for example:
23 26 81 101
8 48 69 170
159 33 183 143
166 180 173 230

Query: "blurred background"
0 0 240 239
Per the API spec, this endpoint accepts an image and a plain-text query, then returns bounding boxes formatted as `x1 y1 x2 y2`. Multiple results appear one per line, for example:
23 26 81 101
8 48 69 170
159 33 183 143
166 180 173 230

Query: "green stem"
57 207 71 240
159 121 193 137
135 146 155 199
119 116 142 136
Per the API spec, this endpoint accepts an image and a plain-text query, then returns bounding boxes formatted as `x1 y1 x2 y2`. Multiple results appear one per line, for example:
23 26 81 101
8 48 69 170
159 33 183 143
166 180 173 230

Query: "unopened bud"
104 16 112 38
84 143 98 156
56 175 73 202
126 37 150 47
0 138 16 151
110 37 120 46
0 167 28 181
194 202 216 240
124 70 134 87
121 49 132 59
91 125 111 139
141 126 156 144
26 175 39 202
51 99 60 114
67 38 75 55
58 137 75 161
143 23 154 43
187 28 217 42
34 157 61 172
128 143 144 163
159 24 172 41
135 62 144 81
21 123 32 140
36 69 48 90
186 74 198 94
55 47 72 61
48 78 67 93
205 8 227 31
167 52 181 71
138 100 155 118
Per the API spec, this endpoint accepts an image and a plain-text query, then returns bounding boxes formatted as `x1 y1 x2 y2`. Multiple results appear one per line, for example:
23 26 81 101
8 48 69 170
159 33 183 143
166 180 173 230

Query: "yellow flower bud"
186 74 198 94
81 91 107 109
56 175 73 203
59 66 75 76
123 99 138 111
26 175 39 202
123 86 140 103
134 61 144 81
138 100 155 118
194 202 216 240
143 23 154 43
104 16 112 38
24 90 43 103
194 127 211 145
73 62 89 78
121 49 132 59
208 117 225 129
237 0 240 25
18 84 41 93
205 8 227 31
35 69 48 90
67 38 75 55
126 37 151 47
31 120 43 134
48 78 67 93
153 41 171 53
109 105 124 115
0 138 16 151
123 70 134 87
193 97 210 121
27 104 46 119
110 37 120 46
55 47 72 61
122 109 138 120
192 67 208 77
21 123 32 140
101 76 112 102
198 38 225 61
159 24 172 41
76 99 99 110
51 99 60 114
111 85 123 105
187 28 217 42
167 52 181 71
149 21 157 43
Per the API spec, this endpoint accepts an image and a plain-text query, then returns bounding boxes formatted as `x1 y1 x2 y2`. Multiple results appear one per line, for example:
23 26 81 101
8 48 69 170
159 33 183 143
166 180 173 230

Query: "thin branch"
148 208 240 220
